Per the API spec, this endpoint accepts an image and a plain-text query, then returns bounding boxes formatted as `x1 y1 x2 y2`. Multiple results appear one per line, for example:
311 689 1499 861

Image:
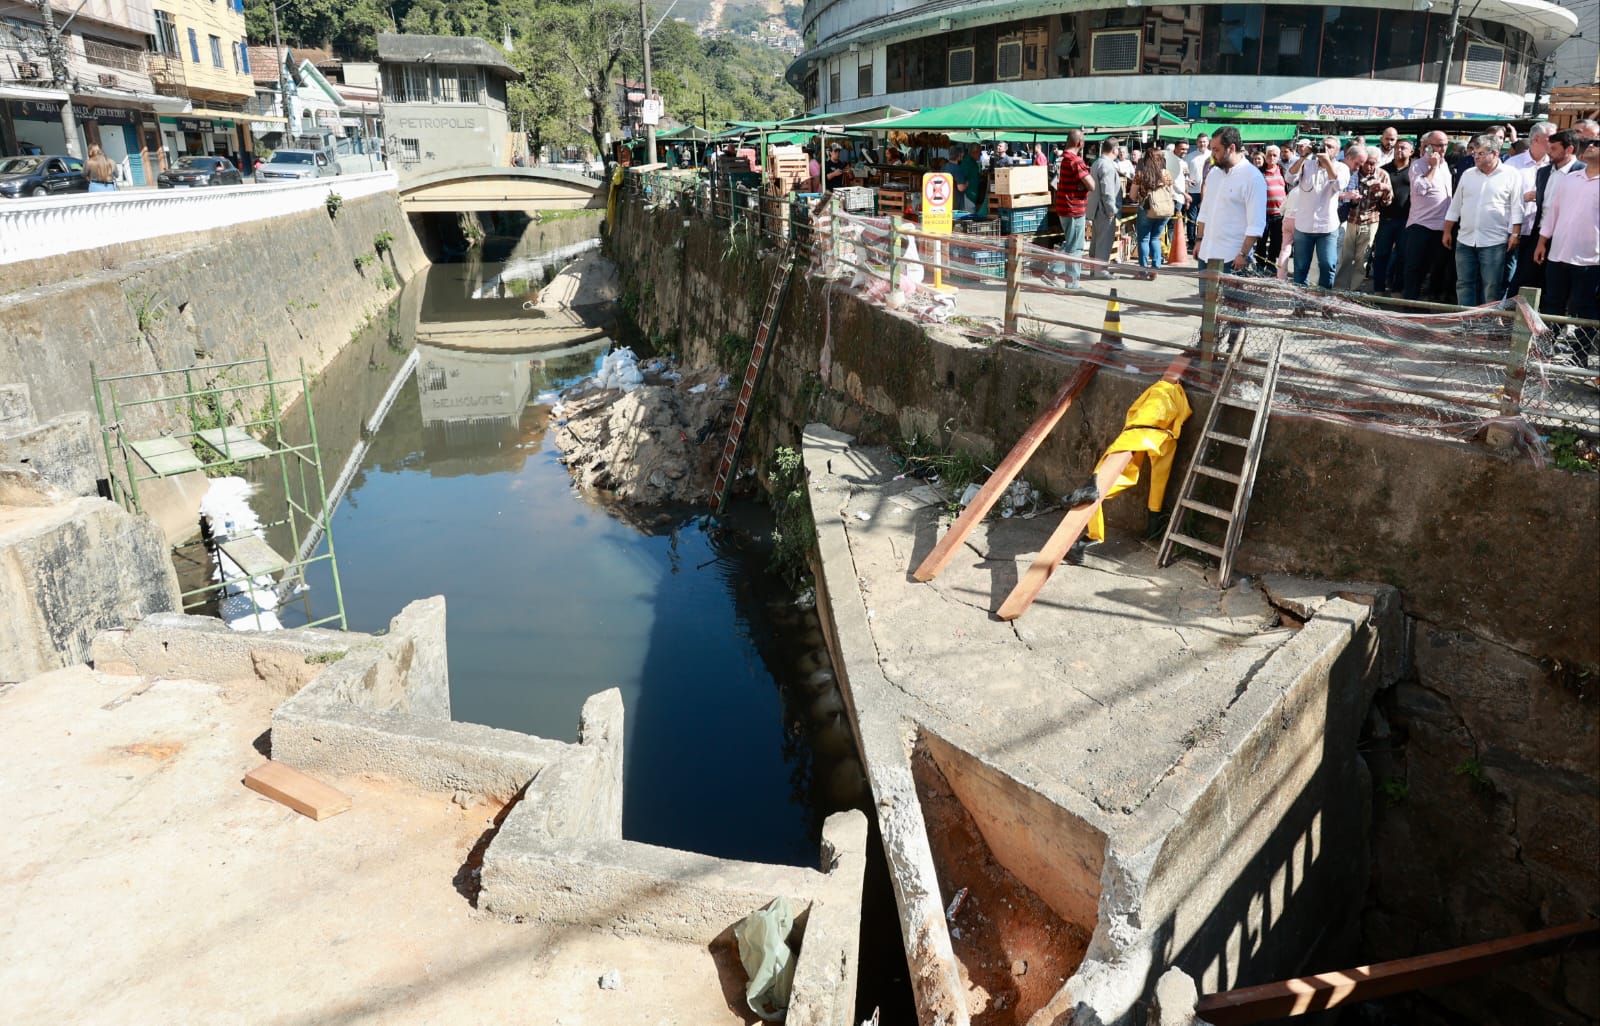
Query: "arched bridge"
399 166 605 214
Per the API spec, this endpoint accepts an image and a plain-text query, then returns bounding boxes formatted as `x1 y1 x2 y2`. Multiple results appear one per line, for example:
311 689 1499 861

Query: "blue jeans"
1135 211 1166 267
1371 219 1405 293
1455 243 1509 306
1292 229 1339 289
88 181 116 192
1052 215 1085 283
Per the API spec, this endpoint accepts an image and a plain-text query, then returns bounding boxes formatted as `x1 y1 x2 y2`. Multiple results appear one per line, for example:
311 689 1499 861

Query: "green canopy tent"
657 125 712 143
1183 122 1298 143
847 89 1094 133
1046 102 1186 132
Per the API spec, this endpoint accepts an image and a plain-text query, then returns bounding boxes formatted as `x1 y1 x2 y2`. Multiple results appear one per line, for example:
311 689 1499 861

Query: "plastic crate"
954 216 1001 237
836 186 875 213
997 206 1048 235
953 243 1006 266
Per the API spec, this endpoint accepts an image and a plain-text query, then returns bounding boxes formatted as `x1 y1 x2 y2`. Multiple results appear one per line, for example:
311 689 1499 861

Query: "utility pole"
32 0 81 157
639 0 656 164
1431 0 1463 120
271 1 286 128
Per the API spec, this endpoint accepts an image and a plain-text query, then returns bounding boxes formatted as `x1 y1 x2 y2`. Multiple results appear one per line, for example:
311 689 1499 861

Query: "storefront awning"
0 83 70 104
189 108 287 126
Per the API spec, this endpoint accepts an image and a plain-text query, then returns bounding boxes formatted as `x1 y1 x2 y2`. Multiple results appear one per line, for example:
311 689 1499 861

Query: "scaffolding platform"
92 345 347 631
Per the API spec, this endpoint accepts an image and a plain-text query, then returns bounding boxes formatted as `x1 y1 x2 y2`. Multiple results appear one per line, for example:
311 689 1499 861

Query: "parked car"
0 154 88 198
157 156 243 189
256 148 340 182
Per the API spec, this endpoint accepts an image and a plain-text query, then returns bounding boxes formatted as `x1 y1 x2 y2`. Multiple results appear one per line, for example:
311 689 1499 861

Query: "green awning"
1184 122 1300 143
848 89 1091 133
1045 102 1186 129
657 125 711 142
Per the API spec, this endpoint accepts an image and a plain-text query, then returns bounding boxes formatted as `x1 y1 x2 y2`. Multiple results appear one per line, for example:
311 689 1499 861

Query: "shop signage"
921 172 953 235
1187 100 1480 122
11 99 139 124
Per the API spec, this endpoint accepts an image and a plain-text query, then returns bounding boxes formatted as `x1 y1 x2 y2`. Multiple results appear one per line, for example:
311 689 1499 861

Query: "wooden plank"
243 760 352 821
912 340 1115 583
996 451 1134 621
198 426 271 462
1195 921 1600 1025
129 436 204 478
217 534 289 579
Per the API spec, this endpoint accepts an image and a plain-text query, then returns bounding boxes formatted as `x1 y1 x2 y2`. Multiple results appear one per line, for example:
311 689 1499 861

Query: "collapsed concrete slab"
802 425 1406 1026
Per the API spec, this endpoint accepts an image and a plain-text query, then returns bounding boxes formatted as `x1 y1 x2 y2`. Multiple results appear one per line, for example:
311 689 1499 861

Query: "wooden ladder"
712 237 798 513
1157 333 1284 587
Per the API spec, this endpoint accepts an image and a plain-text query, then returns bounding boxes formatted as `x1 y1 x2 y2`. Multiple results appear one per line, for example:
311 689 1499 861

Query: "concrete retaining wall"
0 187 426 539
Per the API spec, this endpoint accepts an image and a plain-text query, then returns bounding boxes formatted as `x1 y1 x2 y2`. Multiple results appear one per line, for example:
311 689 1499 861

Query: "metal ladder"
712 237 798 513
1158 334 1284 587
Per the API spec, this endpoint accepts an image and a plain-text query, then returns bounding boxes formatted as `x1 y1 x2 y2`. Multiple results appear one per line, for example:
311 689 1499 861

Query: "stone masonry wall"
611 196 1599 1018
0 191 426 535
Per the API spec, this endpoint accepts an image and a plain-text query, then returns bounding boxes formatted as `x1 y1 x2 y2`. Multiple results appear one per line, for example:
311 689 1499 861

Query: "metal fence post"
1199 266 1220 361
888 216 902 292
1004 235 1022 336
828 193 842 271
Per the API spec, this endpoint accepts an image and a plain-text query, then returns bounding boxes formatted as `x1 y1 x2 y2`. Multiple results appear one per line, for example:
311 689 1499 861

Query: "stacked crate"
836 186 876 214
952 216 1005 278
990 165 1050 234
767 146 810 196
876 187 909 218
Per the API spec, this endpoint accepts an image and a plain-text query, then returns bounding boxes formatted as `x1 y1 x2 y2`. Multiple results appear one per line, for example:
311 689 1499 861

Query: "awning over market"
656 125 711 142
1046 102 1186 130
1182 122 1298 142
847 90 1089 133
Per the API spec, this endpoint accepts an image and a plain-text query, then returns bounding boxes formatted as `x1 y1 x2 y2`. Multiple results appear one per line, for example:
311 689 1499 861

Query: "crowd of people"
1035 120 1598 366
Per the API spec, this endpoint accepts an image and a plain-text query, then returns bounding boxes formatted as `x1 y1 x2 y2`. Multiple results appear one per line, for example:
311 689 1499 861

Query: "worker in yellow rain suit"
1065 379 1192 543
606 161 625 235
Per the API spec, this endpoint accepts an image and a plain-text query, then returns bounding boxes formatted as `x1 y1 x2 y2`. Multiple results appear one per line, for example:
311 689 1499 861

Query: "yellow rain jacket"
1087 380 1192 541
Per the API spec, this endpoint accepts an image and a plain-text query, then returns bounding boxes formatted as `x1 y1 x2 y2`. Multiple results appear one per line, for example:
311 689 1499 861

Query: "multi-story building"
377 33 517 181
1 0 188 182
787 0 1583 124
145 0 260 166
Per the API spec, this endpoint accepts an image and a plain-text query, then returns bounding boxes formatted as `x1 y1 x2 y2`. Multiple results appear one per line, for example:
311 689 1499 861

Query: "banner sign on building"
1188 100 1479 122
11 100 139 124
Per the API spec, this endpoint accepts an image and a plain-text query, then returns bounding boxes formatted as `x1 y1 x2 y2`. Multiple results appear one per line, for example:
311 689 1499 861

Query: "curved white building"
786 0 1583 122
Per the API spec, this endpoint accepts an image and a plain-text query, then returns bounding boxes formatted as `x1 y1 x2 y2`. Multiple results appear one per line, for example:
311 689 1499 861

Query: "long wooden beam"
996 451 1133 620
912 340 1114 582
1194 920 1600 1025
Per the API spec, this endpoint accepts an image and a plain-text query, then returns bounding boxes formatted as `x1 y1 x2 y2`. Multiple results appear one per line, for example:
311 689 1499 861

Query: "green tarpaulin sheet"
1183 122 1300 142
847 89 1093 133
656 125 711 142
1045 102 1186 129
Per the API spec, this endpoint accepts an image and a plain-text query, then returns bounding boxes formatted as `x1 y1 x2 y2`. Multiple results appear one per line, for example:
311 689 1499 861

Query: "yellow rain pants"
1087 379 1192 542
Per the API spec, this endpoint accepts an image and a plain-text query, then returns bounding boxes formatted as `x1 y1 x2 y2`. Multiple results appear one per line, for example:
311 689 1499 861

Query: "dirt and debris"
552 360 735 505
912 745 1090 1025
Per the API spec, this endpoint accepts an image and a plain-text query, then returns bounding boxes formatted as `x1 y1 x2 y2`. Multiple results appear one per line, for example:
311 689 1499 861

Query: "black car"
0 154 88 198
157 156 244 189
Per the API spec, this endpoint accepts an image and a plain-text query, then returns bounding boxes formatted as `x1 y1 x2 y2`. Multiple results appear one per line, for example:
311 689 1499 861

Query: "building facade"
146 0 260 164
1 0 187 182
788 0 1582 122
376 33 517 182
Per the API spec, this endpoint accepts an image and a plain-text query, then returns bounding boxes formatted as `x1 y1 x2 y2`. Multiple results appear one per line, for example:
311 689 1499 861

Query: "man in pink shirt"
1402 130 1455 301
1534 135 1600 367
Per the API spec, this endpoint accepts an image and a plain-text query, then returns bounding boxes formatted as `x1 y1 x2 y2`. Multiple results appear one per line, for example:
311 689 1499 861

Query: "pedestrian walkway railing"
622 169 1598 461
0 170 398 267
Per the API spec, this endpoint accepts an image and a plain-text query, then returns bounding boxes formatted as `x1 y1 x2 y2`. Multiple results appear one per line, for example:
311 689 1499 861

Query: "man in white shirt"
1376 126 1399 167
1443 133 1522 305
1503 122 1554 295
1510 129 1580 296
1534 134 1600 367
1195 127 1266 290
1286 135 1349 288
1184 134 1210 255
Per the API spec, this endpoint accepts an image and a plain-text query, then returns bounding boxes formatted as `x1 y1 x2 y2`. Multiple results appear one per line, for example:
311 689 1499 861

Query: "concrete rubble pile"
552 356 733 506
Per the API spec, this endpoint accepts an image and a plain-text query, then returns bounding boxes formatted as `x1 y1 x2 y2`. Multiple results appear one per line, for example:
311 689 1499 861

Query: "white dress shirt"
1290 157 1350 234
1445 162 1522 247
1197 162 1267 262
1539 167 1599 267
1508 151 1548 229
1184 149 1210 196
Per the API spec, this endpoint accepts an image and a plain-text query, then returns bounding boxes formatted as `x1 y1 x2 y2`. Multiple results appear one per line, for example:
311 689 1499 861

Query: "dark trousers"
1506 235 1544 297
1402 224 1451 301
1254 213 1283 275
1541 261 1600 367
1371 219 1405 294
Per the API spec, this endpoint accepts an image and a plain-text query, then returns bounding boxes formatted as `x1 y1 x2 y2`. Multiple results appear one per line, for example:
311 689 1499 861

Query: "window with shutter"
948 46 975 85
1089 28 1141 74
997 40 1023 80
1460 41 1504 88
857 60 873 97
188 27 198 63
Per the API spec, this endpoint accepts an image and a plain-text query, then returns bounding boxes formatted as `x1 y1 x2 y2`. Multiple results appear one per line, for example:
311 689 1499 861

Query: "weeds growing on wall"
1547 430 1598 473
380 267 397 290
717 332 754 373
768 446 815 590
187 383 246 478
353 253 375 272
127 288 167 335
325 191 343 218
893 433 990 514
373 230 394 256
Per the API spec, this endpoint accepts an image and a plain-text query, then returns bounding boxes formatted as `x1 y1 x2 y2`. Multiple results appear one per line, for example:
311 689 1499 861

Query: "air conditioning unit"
17 60 40 79
99 73 119 87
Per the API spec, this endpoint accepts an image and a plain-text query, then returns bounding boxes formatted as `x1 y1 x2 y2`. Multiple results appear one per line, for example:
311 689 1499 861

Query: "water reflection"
256 264 834 865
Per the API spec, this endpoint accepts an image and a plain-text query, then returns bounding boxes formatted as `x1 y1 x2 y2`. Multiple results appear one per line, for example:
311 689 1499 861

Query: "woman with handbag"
1130 147 1175 277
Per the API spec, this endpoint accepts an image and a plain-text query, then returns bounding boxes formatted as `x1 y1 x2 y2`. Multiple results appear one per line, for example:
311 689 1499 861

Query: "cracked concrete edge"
803 423 972 1026
90 611 365 692
1056 597 1384 1024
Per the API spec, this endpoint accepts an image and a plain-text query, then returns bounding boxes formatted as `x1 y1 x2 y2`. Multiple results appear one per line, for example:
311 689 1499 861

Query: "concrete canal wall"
0 177 427 540
610 195 1598 1024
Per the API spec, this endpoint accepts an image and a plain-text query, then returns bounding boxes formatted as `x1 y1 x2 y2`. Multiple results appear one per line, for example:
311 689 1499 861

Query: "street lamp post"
638 0 655 164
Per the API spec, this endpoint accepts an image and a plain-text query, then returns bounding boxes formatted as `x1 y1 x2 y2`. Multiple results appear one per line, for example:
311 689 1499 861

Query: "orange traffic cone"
1166 216 1187 265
